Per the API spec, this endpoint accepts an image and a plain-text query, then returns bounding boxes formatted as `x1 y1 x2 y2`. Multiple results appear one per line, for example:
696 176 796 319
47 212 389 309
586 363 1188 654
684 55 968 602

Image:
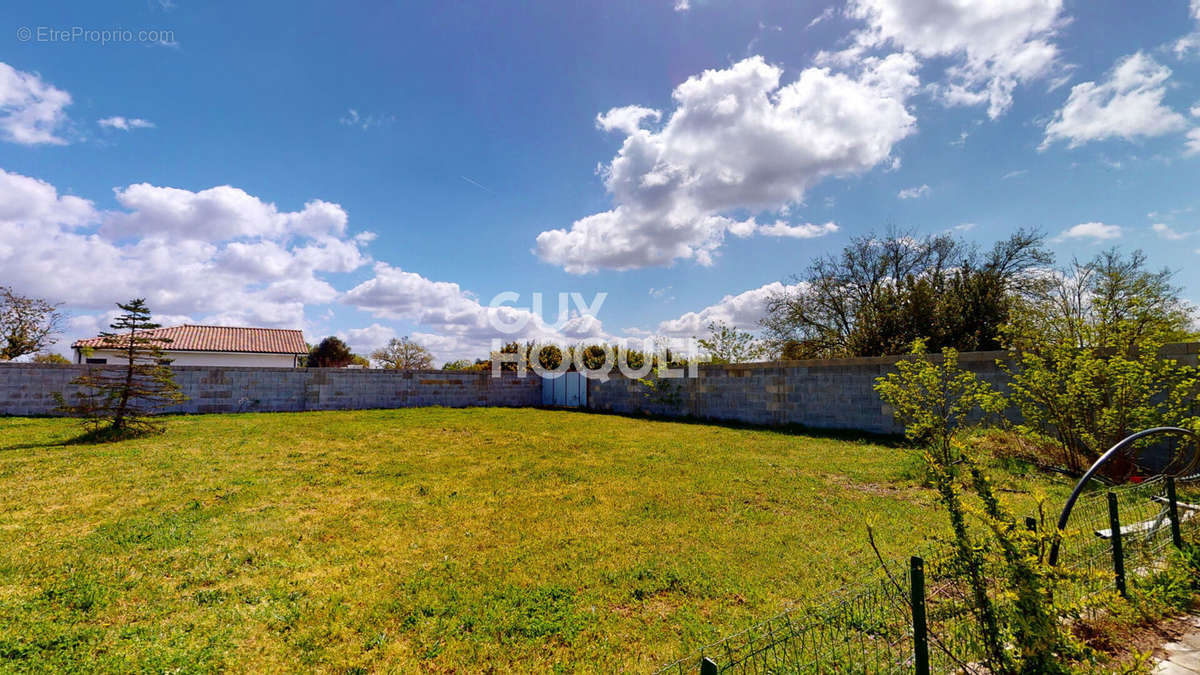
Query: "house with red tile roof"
72 325 307 367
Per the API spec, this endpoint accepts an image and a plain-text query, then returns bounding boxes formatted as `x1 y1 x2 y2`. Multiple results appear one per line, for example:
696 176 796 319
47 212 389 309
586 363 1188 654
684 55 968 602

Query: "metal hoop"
1047 426 1200 566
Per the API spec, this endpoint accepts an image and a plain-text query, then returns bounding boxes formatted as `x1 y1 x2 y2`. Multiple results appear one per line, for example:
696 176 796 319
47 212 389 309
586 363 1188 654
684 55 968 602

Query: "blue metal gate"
542 372 587 407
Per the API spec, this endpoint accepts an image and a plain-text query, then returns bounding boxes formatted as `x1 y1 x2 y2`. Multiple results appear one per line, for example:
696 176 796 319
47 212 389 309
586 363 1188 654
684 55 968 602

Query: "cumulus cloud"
0 167 373 340
1152 223 1191 240
104 184 349 241
1054 222 1122 241
1041 52 1188 150
535 54 918 273
338 323 398 356
833 0 1067 118
897 183 930 199
1187 128 1200 156
0 62 72 145
595 105 661 135
341 263 613 360
1174 0 1200 56
655 281 802 337
98 116 154 131
0 168 95 228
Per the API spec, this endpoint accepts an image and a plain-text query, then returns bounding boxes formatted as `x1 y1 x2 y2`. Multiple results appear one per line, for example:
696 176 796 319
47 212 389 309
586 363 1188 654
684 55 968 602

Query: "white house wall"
80 350 298 368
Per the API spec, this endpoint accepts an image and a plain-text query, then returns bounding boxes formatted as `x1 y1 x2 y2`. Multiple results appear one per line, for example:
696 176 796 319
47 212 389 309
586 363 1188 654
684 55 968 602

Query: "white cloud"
897 183 930 199
339 109 395 130
104 184 349 242
655 281 802 337
1153 223 1191 240
753 221 840 238
1054 222 1122 241
341 263 614 361
1041 52 1188 150
0 62 72 145
98 116 154 131
1174 1 1200 56
649 286 674 300
337 323 398 356
0 167 373 338
0 168 95 228
535 54 918 273
807 6 837 29
596 105 661 135
1187 128 1200 156
1179 34 1200 57
1001 169 1028 179
835 0 1066 118
674 0 690 11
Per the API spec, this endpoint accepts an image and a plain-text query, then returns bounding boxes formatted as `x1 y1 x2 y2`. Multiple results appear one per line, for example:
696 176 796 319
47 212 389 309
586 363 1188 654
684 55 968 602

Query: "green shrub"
1002 250 1200 474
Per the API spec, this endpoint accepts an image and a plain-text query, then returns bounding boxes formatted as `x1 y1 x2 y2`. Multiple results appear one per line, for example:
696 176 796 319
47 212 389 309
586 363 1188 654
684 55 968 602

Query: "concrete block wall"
588 350 1035 435
5 343 1197 431
0 364 542 416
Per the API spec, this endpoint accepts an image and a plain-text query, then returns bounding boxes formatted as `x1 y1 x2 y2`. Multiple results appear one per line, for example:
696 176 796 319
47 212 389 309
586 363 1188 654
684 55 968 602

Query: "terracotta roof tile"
73 325 307 354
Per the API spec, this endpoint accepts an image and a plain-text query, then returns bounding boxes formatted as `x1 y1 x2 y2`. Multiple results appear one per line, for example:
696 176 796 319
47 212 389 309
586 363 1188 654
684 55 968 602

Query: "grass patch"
0 408 1072 671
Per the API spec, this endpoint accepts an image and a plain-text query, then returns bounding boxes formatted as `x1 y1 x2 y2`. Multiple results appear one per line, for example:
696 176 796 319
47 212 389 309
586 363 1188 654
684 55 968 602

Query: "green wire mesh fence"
656 478 1200 674
655 562 917 675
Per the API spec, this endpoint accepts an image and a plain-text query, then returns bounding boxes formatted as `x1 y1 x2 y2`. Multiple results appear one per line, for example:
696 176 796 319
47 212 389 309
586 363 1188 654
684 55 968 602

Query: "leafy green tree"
371 336 435 370
490 341 525 372
696 320 765 364
308 336 355 368
441 359 473 370
875 340 1006 464
875 341 1076 674
762 229 1050 358
780 339 806 360
1002 249 1200 474
535 344 565 370
33 352 70 364
576 344 610 371
56 299 186 438
0 286 64 361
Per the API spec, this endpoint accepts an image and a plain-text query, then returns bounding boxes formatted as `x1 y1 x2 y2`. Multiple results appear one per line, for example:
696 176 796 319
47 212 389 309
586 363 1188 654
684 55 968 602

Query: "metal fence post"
910 556 930 675
700 656 718 675
1168 477 1183 550
1107 491 1127 598
1025 516 1041 560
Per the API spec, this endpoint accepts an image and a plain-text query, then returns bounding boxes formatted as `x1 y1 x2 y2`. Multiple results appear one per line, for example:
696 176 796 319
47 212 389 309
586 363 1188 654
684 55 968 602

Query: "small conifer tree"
58 299 186 438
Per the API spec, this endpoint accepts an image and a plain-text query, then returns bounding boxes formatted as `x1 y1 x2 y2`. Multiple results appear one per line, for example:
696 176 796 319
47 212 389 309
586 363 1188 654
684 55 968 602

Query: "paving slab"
1156 617 1200 674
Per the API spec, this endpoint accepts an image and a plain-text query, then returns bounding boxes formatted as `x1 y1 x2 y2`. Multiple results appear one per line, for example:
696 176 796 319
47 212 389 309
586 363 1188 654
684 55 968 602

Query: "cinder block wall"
0 364 542 416
5 343 1197 431
586 343 1200 435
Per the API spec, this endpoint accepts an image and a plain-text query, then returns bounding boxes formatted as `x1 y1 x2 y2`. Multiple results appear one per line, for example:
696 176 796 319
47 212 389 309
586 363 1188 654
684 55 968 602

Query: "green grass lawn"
0 408 1071 672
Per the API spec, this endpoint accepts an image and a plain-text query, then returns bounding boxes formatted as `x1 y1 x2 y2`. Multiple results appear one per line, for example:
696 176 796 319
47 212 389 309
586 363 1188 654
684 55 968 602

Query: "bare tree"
371 336 435 370
0 286 64 361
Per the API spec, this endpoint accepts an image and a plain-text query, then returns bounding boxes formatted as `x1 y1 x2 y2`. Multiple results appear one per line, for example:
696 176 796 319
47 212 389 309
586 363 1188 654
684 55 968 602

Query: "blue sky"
2 0 1199 362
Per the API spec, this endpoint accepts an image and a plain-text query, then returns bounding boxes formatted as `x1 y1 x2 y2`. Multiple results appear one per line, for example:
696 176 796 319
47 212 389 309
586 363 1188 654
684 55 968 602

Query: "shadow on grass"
536 406 910 448
0 425 160 452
